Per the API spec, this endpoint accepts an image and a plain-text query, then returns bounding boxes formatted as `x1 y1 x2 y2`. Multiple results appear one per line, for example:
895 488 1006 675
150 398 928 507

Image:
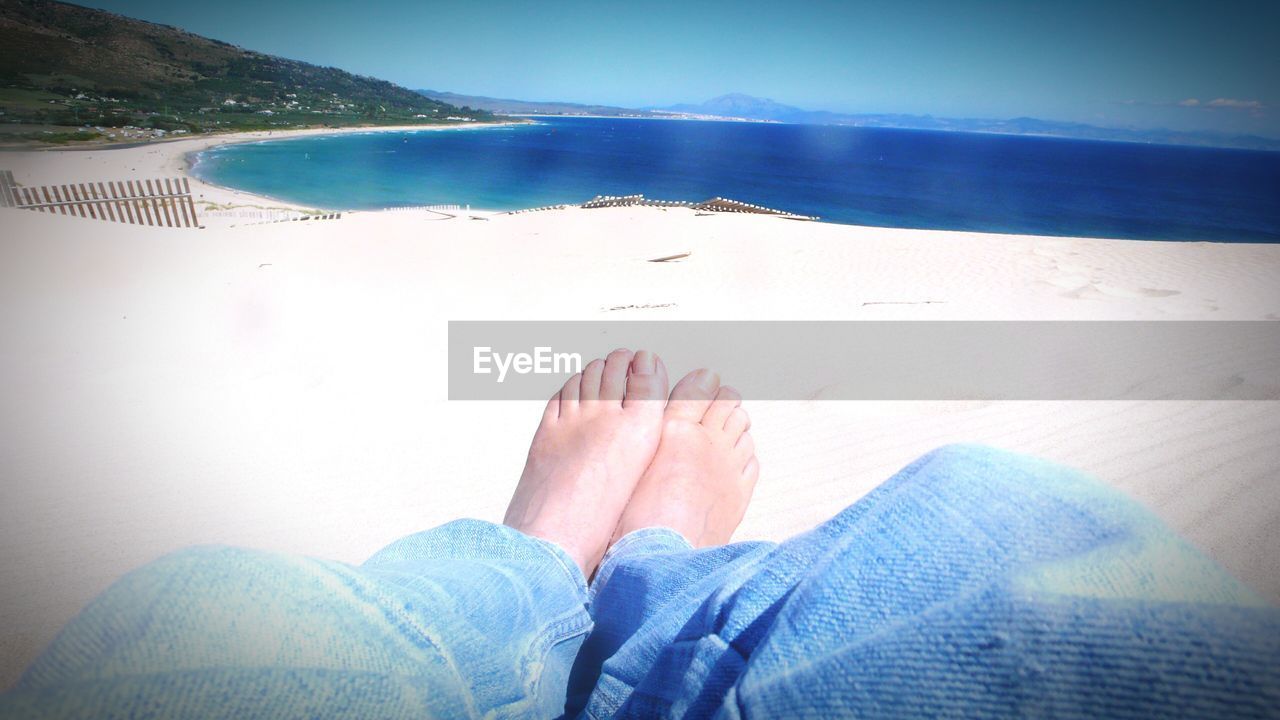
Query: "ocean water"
192 117 1280 242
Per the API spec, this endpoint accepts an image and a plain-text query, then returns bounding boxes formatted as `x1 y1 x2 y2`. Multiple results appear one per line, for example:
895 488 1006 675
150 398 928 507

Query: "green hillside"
0 0 491 143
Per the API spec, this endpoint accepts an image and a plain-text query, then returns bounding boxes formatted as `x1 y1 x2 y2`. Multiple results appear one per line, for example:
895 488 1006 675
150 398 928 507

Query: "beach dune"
1 139 1278 689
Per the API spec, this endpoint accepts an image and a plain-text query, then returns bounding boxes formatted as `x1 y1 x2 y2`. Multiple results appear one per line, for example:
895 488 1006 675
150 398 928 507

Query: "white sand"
1 136 1278 688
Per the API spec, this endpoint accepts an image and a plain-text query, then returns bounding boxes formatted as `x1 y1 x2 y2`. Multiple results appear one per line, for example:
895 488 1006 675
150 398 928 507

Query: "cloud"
1205 98 1263 109
1130 98 1263 111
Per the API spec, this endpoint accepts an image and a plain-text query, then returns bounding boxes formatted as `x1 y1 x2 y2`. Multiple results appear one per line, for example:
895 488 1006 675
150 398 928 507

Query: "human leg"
577 444 1280 718
1 350 670 719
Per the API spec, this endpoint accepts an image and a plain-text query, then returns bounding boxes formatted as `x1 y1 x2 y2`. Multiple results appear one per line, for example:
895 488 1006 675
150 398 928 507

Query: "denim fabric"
4 444 1278 719
2 520 591 719
576 444 1280 719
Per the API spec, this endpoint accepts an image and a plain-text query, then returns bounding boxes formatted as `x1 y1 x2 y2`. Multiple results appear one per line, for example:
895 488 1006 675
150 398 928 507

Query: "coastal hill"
417 89 663 119
0 0 490 144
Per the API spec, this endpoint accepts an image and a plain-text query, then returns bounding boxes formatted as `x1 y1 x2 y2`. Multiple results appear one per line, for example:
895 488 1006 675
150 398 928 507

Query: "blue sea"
192 117 1280 242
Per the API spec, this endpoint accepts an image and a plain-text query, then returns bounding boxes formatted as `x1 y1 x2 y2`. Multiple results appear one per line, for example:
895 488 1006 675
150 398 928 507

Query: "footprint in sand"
1033 244 1183 301
1059 282 1181 301
1046 274 1094 291
1059 284 1106 300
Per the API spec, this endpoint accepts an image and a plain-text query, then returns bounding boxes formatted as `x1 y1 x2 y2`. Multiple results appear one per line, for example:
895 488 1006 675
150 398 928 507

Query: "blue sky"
85 0 1278 137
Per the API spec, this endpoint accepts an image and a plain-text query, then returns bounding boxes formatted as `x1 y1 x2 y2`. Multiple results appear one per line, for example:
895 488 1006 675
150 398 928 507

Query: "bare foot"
613 369 760 547
504 349 669 576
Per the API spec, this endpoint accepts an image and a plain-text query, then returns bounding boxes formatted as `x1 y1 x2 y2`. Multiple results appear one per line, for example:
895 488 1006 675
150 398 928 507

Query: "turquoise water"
192 117 1280 242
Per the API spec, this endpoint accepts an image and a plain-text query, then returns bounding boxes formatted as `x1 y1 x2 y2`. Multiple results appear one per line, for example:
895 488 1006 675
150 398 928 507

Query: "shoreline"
159 121 1280 241
0 119 530 154
4 118 1277 240
184 119 536 215
179 119 525 180
181 121 525 214
1 120 526 224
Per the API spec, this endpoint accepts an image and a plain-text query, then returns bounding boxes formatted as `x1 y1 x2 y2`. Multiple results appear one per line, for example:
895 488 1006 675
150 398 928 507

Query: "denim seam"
610 526 690 555
486 605 591 719
316 561 484 718
509 534 593 717
525 534 590 603
592 527 691 601
530 606 593 652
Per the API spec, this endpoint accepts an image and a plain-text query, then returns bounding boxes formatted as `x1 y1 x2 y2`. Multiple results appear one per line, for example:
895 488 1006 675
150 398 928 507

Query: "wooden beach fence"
0 170 15 209
237 212 343 226
0 171 200 228
504 204 570 215
579 193 817 220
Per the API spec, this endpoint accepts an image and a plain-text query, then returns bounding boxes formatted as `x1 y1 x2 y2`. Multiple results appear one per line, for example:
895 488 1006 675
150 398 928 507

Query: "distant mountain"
0 0 489 141
654 94 1280 152
660 93 803 121
415 89 663 118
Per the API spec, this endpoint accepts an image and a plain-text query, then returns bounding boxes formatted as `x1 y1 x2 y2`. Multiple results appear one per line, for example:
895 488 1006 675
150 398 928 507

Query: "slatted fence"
381 204 464 212
237 212 343 226
579 193 816 219
504 204 569 215
0 171 200 228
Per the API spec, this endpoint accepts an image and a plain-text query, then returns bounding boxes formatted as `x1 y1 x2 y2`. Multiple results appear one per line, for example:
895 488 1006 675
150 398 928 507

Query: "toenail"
633 350 657 375
695 369 720 391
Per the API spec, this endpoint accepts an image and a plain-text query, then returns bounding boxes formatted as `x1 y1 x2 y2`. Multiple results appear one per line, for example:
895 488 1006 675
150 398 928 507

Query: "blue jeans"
4 445 1278 718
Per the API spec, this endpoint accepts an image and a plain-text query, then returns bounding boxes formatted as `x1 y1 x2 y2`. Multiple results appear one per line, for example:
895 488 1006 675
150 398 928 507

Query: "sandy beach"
1 132 1278 688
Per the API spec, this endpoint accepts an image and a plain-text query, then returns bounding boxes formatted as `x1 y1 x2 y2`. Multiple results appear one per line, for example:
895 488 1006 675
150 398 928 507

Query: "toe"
623 350 669 409
579 358 605 402
702 385 742 430
599 348 634 403
723 406 751 439
666 368 720 422
559 372 582 413
543 391 562 421
734 432 755 463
